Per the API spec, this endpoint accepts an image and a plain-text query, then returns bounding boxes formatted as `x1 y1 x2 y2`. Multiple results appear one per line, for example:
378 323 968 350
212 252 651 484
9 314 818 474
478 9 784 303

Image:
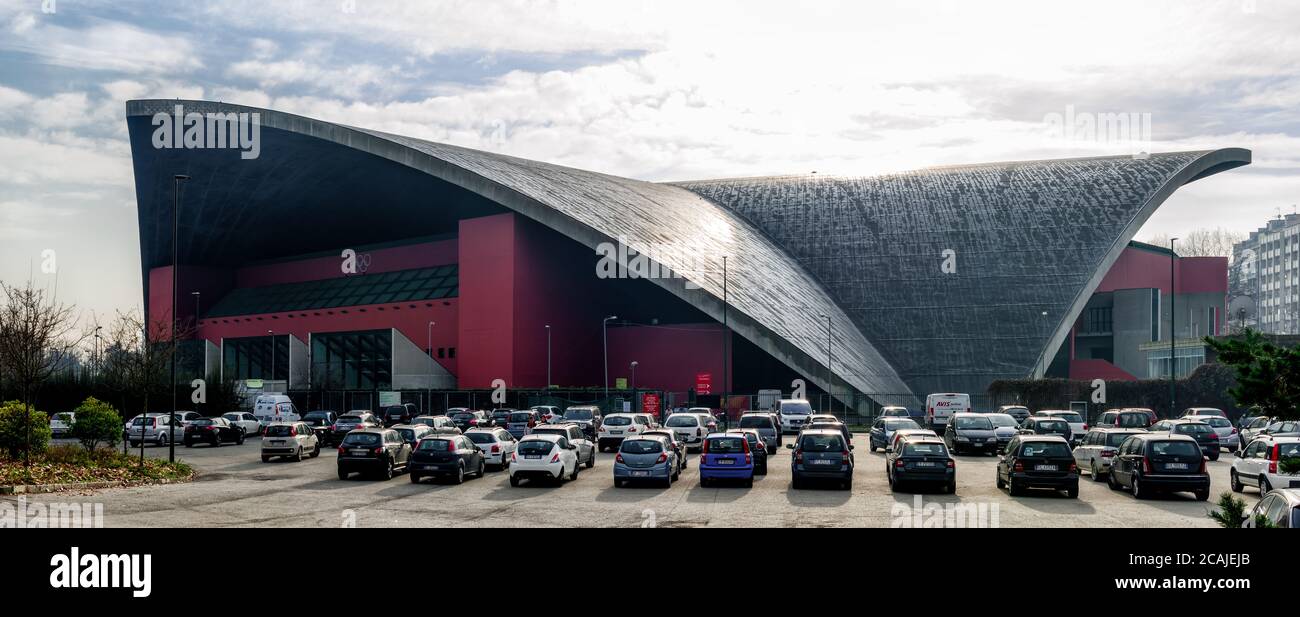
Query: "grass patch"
0 445 194 487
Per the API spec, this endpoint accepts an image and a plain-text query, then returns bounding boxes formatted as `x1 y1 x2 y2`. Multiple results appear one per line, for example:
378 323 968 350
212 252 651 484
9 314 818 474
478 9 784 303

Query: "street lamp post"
268 329 275 394
721 256 729 427
603 316 617 408
1169 237 1178 417
818 313 832 415
93 326 103 380
169 174 189 464
545 325 552 391
427 321 436 414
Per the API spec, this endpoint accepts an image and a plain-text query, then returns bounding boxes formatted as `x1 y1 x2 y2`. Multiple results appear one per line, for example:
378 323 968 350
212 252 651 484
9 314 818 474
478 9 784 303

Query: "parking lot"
5 433 1255 527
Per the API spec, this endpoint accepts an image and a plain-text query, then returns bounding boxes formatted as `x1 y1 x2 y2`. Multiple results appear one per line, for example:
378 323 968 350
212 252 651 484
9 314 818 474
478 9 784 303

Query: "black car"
449 410 489 431
887 437 955 493
409 434 486 485
726 429 768 475
1150 419 1221 461
996 435 1079 498
301 410 338 444
801 420 852 447
329 412 383 443
336 429 412 480
183 417 245 447
1018 417 1072 443
490 408 515 428
788 429 854 490
1107 433 1210 501
644 429 689 473
561 406 601 439
381 403 417 427
997 405 1031 424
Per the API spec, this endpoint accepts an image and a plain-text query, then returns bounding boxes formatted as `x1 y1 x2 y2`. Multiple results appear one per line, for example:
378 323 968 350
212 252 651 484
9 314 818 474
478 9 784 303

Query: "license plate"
271 440 284 445
1166 462 1188 470
350 449 368 456
609 430 622 435
716 459 734 465
1034 464 1057 471
812 459 835 465
526 455 541 459
632 471 649 477
915 461 937 467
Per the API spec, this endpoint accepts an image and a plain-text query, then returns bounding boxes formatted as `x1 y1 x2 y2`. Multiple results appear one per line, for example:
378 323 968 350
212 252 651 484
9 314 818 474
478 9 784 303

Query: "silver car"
1186 414 1235 451
736 413 781 454
125 413 184 447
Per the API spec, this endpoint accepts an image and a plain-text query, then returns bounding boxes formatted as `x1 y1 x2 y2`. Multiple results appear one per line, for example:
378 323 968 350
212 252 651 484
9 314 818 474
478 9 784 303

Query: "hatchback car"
1231 437 1300 495
1238 415 1276 450
505 410 541 439
984 413 1021 452
996 435 1079 498
642 429 687 474
736 413 781 453
665 413 709 451
391 424 435 451
944 413 998 455
49 412 74 438
490 408 514 428
1072 428 1147 480
125 413 183 447
879 406 914 420
1242 488 1300 528
449 410 490 431
1150 418 1221 460
560 406 601 439
1259 420 1300 440
789 429 854 490
997 405 1031 423
530 405 562 424
1107 434 1210 500
531 423 597 469
699 433 756 488
1034 410 1087 444
411 415 461 435
508 434 580 487
1185 414 1235 451
329 412 382 443
261 421 320 462
887 437 955 494
613 436 679 487
1019 416 1072 443
598 413 653 451
1181 407 1226 418
336 429 412 480
464 427 518 470
409 434 486 484
221 411 263 436
889 428 939 452
184 417 246 447
726 429 768 475
801 420 852 447
380 403 417 427
1094 409 1153 430
867 417 922 452
300 410 338 444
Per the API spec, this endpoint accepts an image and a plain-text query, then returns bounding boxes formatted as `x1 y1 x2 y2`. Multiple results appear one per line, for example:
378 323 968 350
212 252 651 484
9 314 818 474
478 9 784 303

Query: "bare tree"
100 309 191 466
1141 228 1246 261
0 280 86 466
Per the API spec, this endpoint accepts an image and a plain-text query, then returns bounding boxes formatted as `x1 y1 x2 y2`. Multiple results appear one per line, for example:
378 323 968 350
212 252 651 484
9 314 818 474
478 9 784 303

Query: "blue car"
699 433 755 488
614 436 678 487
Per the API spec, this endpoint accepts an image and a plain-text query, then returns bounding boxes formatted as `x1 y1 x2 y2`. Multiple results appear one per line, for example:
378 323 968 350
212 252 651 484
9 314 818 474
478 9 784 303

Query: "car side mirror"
848 444 855 450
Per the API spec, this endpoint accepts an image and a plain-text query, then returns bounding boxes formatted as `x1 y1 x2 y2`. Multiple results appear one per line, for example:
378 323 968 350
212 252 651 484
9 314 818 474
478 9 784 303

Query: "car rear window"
728 432 760 446
987 415 1017 427
1175 424 1213 435
620 439 663 454
451 413 475 421
338 415 362 423
903 442 947 457
396 428 417 442
509 412 533 423
1037 420 1069 431
953 416 992 430
531 429 567 439
799 434 845 452
1149 441 1200 457
1277 443 1300 458
264 425 296 437
1019 442 1070 458
884 419 921 430
1118 413 1149 427
780 401 813 414
465 432 496 444
706 436 747 454
384 407 405 416
1200 417 1231 428
1107 432 1139 447
418 439 452 451
342 433 380 446
563 409 593 420
517 440 555 456
666 415 700 427
1051 413 1083 423
604 416 632 426
738 416 771 429
191 419 215 426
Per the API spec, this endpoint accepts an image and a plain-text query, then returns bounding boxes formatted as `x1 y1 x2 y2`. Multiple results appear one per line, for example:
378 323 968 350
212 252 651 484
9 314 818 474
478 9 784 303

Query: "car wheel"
1091 461 1103 481
337 468 348 480
585 450 595 468
995 473 1005 489
1230 469 1243 493
1108 471 1121 490
1194 488 1210 502
1131 476 1146 499
1260 477 1272 496
791 477 802 490
509 475 520 487
945 481 956 495
569 462 579 481
261 455 271 463
1067 484 1079 499
410 473 422 484
382 459 395 481
236 433 245 445
453 464 464 485
294 446 303 462
1008 478 1022 496
1209 452 1220 462
700 477 710 488
868 443 876 453
184 441 192 448
158 433 167 447
745 477 754 488
129 441 139 448
672 466 680 481
477 459 485 478
311 442 320 458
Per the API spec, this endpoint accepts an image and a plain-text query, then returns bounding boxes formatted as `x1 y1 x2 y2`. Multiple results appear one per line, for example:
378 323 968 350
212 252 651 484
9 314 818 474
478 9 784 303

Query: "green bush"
69 397 122 451
0 400 51 459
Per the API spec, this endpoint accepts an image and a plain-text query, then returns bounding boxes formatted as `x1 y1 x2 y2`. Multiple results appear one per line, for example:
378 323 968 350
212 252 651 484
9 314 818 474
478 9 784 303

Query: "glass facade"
1146 346 1206 379
222 335 290 381
206 265 458 318
311 330 393 391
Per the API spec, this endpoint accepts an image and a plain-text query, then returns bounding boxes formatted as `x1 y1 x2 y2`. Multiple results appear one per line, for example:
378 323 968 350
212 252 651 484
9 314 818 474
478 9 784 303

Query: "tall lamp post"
268 329 275 394
93 326 103 380
818 313 832 415
1169 237 1178 417
721 256 729 427
544 324 552 392
426 321 436 413
603 316 618 408
630 360 638 398
169 174 189 463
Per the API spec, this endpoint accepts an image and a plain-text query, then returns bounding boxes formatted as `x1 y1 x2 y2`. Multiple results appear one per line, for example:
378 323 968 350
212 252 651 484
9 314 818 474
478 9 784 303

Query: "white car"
1243 488 1300 528
598 413 655 451
508 434 579 486
222 411 263 435
664 413 708 449
465 427 517 469
1182 407 1226 418
125 413 184 447
777 399 813 433
49 412 75 438
1231 437 1300 495
1186 414 1236 451
253 394 300 425
1073 428 1147 479
888 428 938 451
531 405 563 424
261 421 320 462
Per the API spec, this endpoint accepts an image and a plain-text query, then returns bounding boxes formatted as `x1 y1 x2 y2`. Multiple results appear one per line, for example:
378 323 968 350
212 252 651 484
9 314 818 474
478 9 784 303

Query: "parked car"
1034 410 1087 444
221 411 262 436
392 424 435 451
561 406 601 439
613 436 679 487
1239 416 1277 450
700 433 755 488
879 406 914 420
252 394 299 426
598 413 653 451
726 429 768 475
867 417 921 452
1259 420 1300 439
665 413 710 451
409 434 486 485
184 417 246 447
996 435 1079 498
887 437 955 494
1242 488 1300 528
997 405 1031 424
411 415 461 434
381 403 418 427
508 434 580 487
1181 407 1226 418
300 410 338 444
984 413 1020 452
531 423 596 468
944 413 998 455
448 410 490 431
1231 437 1300 496
329 412 383 444
261 421 320 462
1072 428 1147 480
171 410 203 427
505 410 542 439
490 408 515 428
736 413 781 453
336 429 411 480
1019 416 1072 443
1185 414 1235 451
924 392 971 429
125 413 183 447
685 409 719 434
802 419 853 447
49 412 75 438
889 428 939 452
464 427 518 470
776 399 814 434
643 429 687 474
531 405 562 424
789 429 854 490
1095 409 1154 430
1106 433 1210 500
1149 418 1221 461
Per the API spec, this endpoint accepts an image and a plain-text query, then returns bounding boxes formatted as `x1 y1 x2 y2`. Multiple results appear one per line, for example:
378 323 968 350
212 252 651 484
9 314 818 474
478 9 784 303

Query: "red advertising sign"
695 372 712 395
641 392 660 415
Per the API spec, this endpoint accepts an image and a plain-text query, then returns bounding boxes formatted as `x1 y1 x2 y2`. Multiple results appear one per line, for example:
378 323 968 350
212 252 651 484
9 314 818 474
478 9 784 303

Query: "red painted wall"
1069 358 1137 381
607 323 731 393
1095 247 1227 295
457 215 517 388
237 238 457 287
148 265 235 340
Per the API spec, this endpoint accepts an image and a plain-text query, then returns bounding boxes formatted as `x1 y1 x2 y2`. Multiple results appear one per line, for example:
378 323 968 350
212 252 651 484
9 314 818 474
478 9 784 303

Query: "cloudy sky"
2 0 1299 321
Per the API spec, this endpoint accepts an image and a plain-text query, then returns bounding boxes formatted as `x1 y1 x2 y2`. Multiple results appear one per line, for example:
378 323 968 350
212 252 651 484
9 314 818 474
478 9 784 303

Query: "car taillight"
1200 457 1209 474
628 427 637 433
745 452 752 465
1231 427 1238 434
794 450 803 463
337 446 345 455
510 452 517 462
1068 462 1077 473
491 444 500 453
288 427 297 436
1083 424 1089 431
656 453 668 464
373 447 383 455
696 428 702 436
1013 460 1023 472
615 453 625 464
447 440 456 452
894 459 905 468
528 420 536 428
1101 448 1115 458
1270 445 1280 474
549 453 560 463
330 424 338 431
946 459 955 469
1142 457 1152 474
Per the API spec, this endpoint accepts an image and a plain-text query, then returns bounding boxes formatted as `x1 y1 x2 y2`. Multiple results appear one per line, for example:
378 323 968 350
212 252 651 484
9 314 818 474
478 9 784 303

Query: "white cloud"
1 18 202 74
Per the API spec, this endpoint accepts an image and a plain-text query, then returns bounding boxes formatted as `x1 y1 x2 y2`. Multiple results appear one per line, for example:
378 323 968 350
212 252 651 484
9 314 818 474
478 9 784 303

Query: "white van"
777 399 814 434
253 394 300 428
925 393 970 428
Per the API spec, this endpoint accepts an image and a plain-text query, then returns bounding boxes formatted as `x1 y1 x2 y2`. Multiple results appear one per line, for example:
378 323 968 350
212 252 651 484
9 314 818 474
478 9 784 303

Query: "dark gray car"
737 413 780 454
945 413 999 455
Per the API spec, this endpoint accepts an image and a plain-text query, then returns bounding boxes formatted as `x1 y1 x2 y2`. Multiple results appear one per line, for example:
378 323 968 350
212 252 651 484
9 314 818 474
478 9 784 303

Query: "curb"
0 476 192 495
